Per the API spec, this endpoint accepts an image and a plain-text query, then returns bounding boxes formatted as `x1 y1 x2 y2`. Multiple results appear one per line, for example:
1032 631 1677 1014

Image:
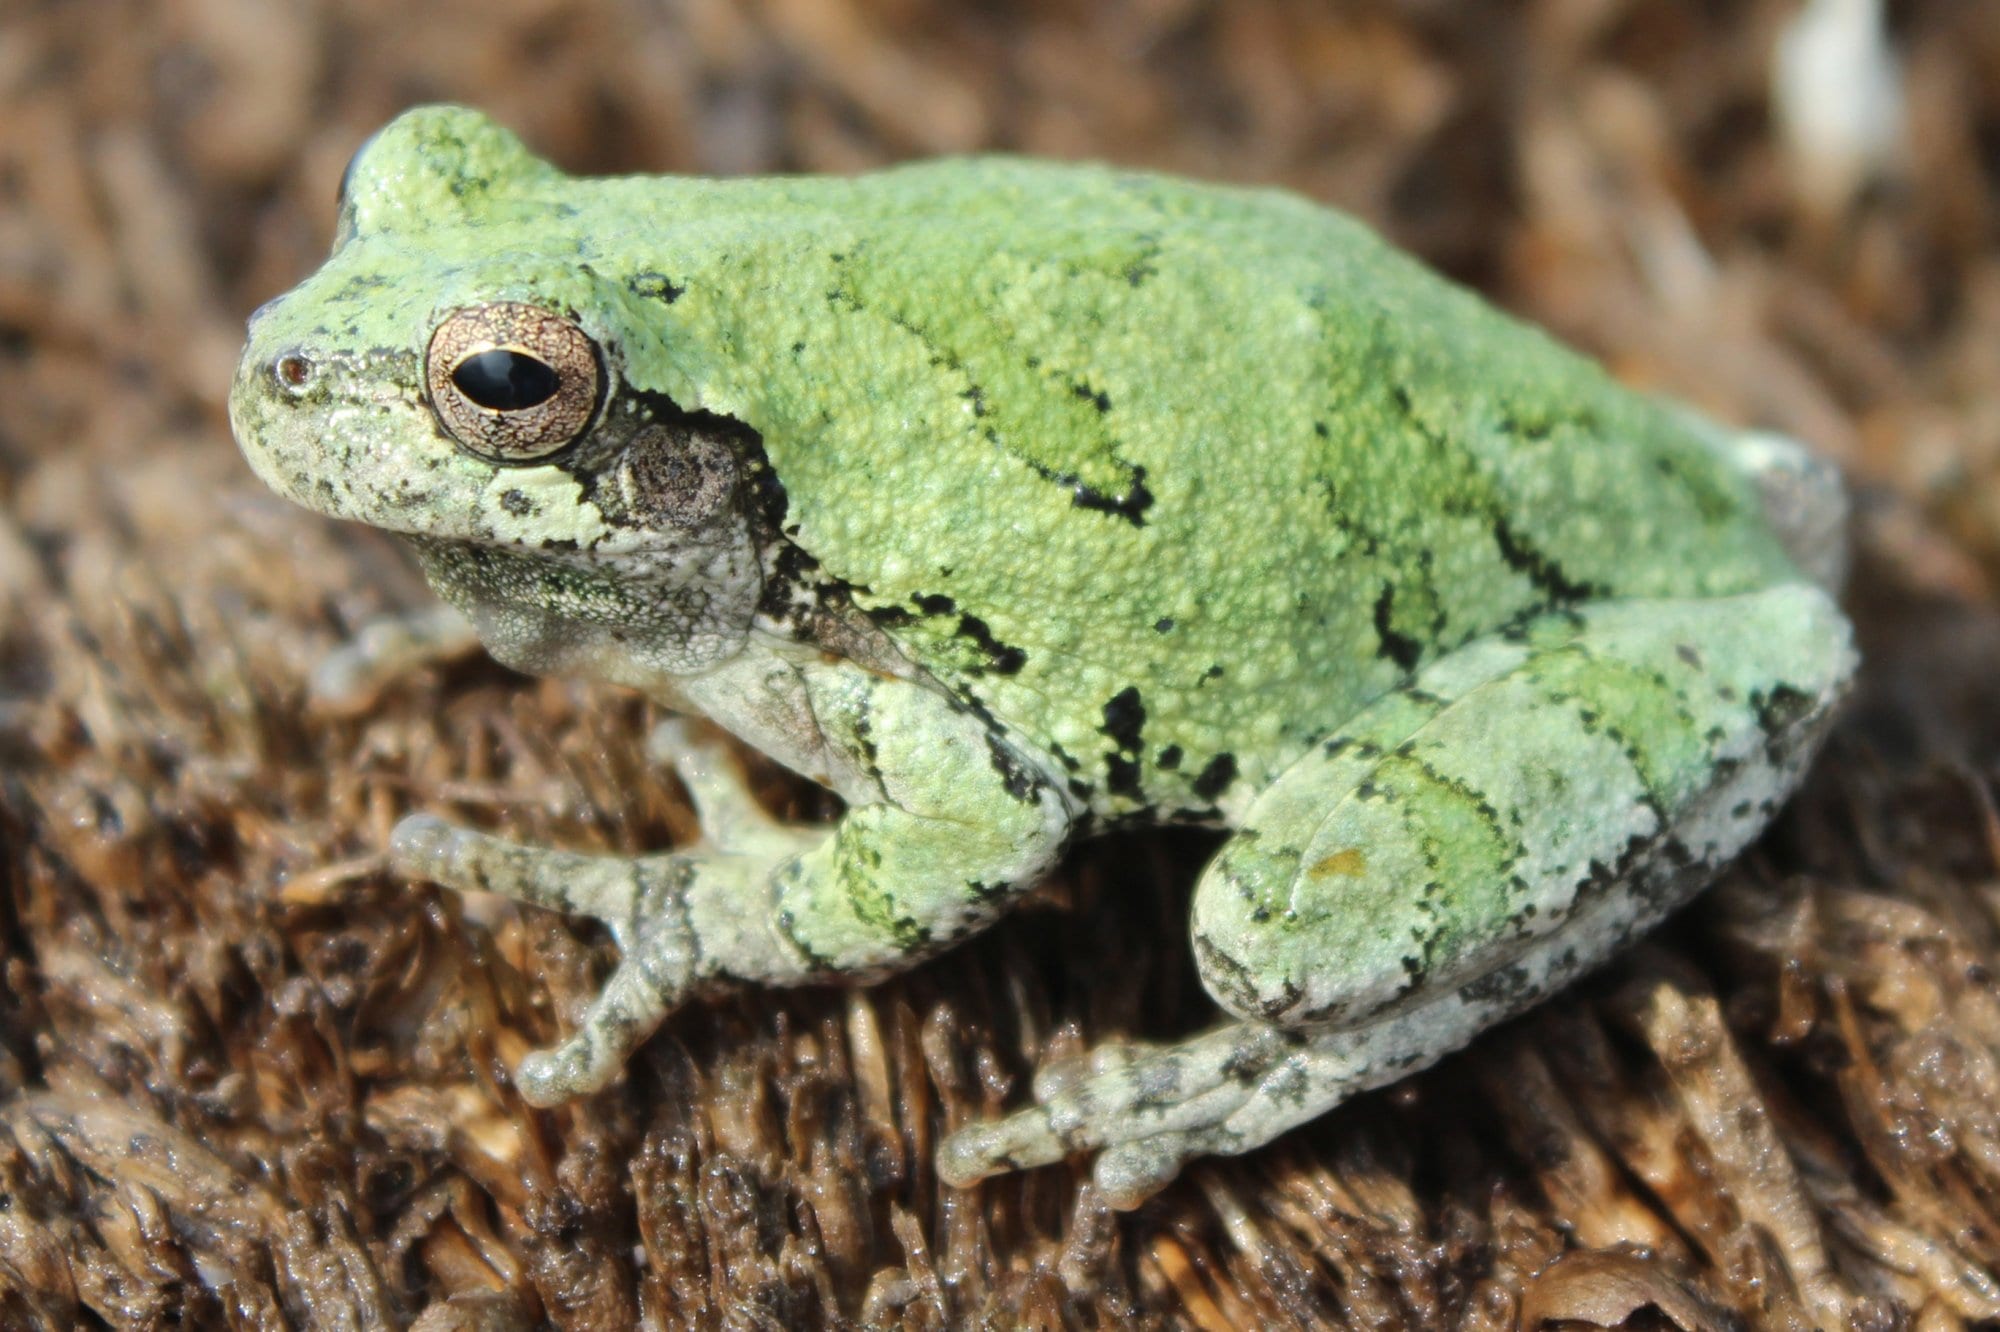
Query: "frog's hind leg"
939 583 1855 1206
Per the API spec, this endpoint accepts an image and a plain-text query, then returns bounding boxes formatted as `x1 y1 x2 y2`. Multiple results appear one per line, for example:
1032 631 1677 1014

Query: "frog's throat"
401 529 762 684
399 517 920 699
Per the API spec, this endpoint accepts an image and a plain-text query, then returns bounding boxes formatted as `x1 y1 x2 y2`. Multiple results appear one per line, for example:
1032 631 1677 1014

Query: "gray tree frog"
230 106 1856 1207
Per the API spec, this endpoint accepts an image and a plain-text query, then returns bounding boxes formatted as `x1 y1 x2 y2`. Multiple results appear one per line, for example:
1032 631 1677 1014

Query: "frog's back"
570 157 1801 819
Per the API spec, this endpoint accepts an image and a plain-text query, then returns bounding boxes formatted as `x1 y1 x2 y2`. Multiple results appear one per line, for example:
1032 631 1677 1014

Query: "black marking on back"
894 593 1030 676
1070 382 1113 414
865 604 914 629
1024 459 1154 526
1192 753 1237 802
1750 683 1816 766
628 271 685 304
1490 513 1604 604
1372 582 1423 672
1100 686 1145 754
984 732 1043 804
1751 683 1814 739
953 613 1027 675
1100 685 1147 799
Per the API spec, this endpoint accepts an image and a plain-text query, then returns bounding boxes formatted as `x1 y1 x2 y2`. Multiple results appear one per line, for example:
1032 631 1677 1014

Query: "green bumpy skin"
231 106 1856 1206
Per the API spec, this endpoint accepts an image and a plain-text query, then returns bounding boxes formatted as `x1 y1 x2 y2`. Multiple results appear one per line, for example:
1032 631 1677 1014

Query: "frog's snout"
235 290 323 402
234 336 317 405
244 293 284 332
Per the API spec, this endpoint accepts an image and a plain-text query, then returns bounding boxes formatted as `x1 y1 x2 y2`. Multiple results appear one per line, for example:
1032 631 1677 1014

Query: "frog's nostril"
272 351 316 392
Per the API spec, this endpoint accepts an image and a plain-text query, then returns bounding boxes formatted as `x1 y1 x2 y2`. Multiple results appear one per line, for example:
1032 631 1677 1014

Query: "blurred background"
4 2 2000 1329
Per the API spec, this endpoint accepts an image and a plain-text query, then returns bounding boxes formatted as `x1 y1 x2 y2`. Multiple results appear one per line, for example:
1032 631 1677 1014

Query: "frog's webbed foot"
310 605 482 716
941 1007 1510 1207
1027 1034 1164 1102
391 731 818 1105
512 936 692 1105
396 665 1077 1108
390 815 704 1104
939 1020 1326 1208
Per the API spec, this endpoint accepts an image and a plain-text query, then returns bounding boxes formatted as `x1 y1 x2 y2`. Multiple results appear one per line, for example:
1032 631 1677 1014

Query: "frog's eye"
426 303 603 462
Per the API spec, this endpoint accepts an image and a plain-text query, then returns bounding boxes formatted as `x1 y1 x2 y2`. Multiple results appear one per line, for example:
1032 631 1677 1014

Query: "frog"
229 105 1856 1208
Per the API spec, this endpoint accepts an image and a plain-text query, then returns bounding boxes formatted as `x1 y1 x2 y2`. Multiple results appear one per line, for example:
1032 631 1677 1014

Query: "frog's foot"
391 815 702 1103
391 804 817 1106
940 1020 1330 1208
1028 1035 1164 1103
310 604 482 715
942 1000 1529 1207
396 671 1078 1109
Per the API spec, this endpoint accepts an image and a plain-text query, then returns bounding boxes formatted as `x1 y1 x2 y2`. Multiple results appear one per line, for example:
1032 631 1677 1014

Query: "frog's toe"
516 1043 603 1107
390 814 651 937
513 952 685 1106
938 1020 1305 1203
1028 1035 1161 1101
1093 1132 1208 1209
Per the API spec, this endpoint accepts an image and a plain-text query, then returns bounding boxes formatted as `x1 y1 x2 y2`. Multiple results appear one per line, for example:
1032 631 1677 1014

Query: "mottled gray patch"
615 422 740 529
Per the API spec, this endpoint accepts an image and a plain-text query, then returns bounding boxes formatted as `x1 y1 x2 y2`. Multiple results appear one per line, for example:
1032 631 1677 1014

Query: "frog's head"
229 106 763 567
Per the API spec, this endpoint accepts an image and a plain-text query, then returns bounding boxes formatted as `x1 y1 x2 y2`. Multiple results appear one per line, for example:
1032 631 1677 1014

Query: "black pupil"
452 349 560 411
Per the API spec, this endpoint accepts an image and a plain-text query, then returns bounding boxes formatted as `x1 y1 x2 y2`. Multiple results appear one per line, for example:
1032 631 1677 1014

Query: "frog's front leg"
395 657 1075 1106
940 583 1855 1206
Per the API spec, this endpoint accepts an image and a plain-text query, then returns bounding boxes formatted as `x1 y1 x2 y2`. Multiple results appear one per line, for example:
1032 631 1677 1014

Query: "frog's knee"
1192 926 1319 1027
1190 834 1404 1030
1722 430 1849 591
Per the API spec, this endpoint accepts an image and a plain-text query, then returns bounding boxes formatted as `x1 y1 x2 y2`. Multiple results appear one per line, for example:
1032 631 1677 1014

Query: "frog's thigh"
1193 583 1854 1032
